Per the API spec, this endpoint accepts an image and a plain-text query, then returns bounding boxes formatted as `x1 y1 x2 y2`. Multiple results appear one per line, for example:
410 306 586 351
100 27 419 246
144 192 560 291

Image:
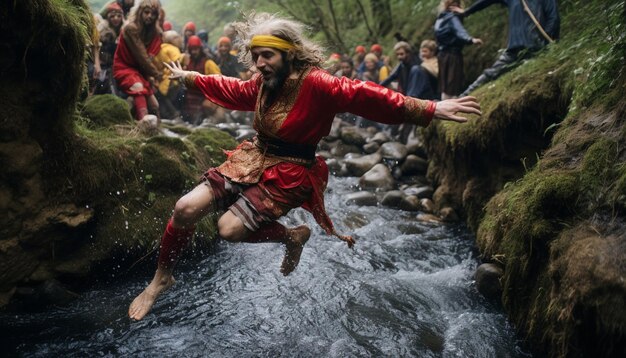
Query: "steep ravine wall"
424 1 626 356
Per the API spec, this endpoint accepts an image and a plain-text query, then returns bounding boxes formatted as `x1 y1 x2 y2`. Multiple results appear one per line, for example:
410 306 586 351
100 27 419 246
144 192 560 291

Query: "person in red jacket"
128 12 481 321
112 0 162 122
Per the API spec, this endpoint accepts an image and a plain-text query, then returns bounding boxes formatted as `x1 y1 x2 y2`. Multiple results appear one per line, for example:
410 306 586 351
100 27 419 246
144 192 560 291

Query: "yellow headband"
250 35 295 51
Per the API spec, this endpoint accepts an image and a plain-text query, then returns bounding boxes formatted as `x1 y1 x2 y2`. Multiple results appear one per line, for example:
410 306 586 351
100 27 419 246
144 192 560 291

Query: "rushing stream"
1 176 531 357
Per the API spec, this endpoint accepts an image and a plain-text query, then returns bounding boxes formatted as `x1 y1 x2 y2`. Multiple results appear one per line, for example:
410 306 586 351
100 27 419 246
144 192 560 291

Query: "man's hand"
449 5 464 14
472 38 484 45
434 96 481 123
163 60 188 79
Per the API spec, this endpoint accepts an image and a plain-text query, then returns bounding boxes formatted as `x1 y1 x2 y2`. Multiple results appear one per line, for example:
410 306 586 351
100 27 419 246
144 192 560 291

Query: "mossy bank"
0 1 236 307
424 0 625 356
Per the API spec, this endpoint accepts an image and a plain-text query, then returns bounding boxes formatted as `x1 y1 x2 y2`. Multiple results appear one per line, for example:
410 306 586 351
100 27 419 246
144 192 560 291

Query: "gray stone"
362 142 380 154
331 142 361 157
399 195 421 211
420 198 436 213
380 142 408 160
325 158 341 174
400 154 428 175
317 139 336 151
317 150 333 160
345 191 378 206
344 152 382 177
381 190 404 208
404 186 434 199
359 164 395 191
406 142 428 159
475 263 504 299
371 131 392 144
440 207 460 222
340 126 367 146
416 213 442 223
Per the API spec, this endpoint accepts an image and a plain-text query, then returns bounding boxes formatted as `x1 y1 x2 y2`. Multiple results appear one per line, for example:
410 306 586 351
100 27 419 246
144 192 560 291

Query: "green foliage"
81 94 134 127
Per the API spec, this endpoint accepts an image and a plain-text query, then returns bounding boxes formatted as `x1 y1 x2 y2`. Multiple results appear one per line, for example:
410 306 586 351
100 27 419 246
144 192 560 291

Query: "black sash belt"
255 136 316 161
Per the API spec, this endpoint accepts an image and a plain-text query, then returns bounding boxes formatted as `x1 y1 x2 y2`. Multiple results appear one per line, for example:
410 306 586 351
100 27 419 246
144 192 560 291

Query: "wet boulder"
404 185 434 199
359 164 395 191
420 198 436 213
399 195 421 211
380 142 408 161
370 132 392 144
440 207 460 222
345 191 378 206
344 152 382 177
363 141 380 154
381 190 404 208
400 154 428 175
325 158 342 174
475 263 504 299
340 126 367 146
235 128 256 142
331 142 361 157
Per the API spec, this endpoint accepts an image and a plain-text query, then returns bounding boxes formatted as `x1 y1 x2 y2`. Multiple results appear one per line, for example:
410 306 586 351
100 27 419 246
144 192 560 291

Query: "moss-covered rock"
427 0 626 356
82 94 133 128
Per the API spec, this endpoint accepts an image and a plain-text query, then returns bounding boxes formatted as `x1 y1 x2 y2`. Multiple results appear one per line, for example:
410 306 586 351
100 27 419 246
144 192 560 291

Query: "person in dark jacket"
457 0 560 96
435 0 483 99
380 41 438 143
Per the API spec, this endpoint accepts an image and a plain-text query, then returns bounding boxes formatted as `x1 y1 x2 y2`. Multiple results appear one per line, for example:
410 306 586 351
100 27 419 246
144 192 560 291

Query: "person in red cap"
112 0 162 123
95 2 124 95
214 36 244 78
128 12 480 321
182 21 196 51
353 45 366 70
162 20 172 32
356 43 389 77
99 0 135 20
181 35 222 124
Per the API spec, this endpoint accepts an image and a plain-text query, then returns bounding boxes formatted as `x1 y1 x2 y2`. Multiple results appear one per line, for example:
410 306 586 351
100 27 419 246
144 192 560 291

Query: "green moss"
146 136 188 153
580 139 618 194
163 125 193 135
139 143 194 192
186 128 237 168
81 94 133 127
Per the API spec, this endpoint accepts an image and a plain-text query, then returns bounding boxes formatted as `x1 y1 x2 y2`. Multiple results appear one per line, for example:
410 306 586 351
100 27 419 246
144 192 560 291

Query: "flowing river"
1 176 531 357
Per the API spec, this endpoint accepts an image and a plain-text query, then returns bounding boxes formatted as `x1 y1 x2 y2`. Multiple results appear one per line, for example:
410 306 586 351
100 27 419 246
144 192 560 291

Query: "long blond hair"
438 0 463 13
233 12 326 71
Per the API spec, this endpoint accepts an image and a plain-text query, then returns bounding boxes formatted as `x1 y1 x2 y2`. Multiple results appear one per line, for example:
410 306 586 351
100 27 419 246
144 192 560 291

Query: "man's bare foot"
128 272 175 320
280 225 311 276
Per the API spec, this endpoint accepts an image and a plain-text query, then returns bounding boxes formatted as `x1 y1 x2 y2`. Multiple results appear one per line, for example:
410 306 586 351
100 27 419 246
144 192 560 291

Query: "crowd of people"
88 0 559 135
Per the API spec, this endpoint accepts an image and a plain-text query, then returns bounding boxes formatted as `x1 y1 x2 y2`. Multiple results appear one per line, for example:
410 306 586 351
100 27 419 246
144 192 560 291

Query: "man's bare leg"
128 267 175 320
128 183 214 320
218 213 311 275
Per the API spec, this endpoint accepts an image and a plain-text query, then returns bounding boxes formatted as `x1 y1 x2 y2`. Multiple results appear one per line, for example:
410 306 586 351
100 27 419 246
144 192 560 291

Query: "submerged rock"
475 263 503 299
344 152 382 177
345 191 378 206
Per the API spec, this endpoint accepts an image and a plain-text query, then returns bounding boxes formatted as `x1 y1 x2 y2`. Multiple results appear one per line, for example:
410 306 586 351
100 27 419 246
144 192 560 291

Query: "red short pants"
201 168 311 231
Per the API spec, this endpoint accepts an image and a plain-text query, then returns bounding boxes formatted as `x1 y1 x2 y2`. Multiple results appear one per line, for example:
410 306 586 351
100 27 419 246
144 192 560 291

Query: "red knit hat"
187 35 202 48
105 2 123 15
370 44 383 53
217 36 231 45
163 21 172 31
355 45 366 54
184 21 196 33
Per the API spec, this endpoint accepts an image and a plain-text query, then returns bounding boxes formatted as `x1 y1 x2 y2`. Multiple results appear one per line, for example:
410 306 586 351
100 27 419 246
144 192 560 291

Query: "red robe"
188 67 436 239
113 25 161 96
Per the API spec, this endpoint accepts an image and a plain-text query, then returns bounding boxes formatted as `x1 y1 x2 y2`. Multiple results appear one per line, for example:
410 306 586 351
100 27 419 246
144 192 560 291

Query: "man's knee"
129 82 144 92
217 214 246 242
173 196 201 224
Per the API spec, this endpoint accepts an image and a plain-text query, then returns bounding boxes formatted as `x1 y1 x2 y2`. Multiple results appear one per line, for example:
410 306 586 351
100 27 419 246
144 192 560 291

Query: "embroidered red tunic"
186 67 436 239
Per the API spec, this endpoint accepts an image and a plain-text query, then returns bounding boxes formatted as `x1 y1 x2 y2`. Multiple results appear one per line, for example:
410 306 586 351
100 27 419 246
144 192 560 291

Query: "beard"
263 58 291 92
